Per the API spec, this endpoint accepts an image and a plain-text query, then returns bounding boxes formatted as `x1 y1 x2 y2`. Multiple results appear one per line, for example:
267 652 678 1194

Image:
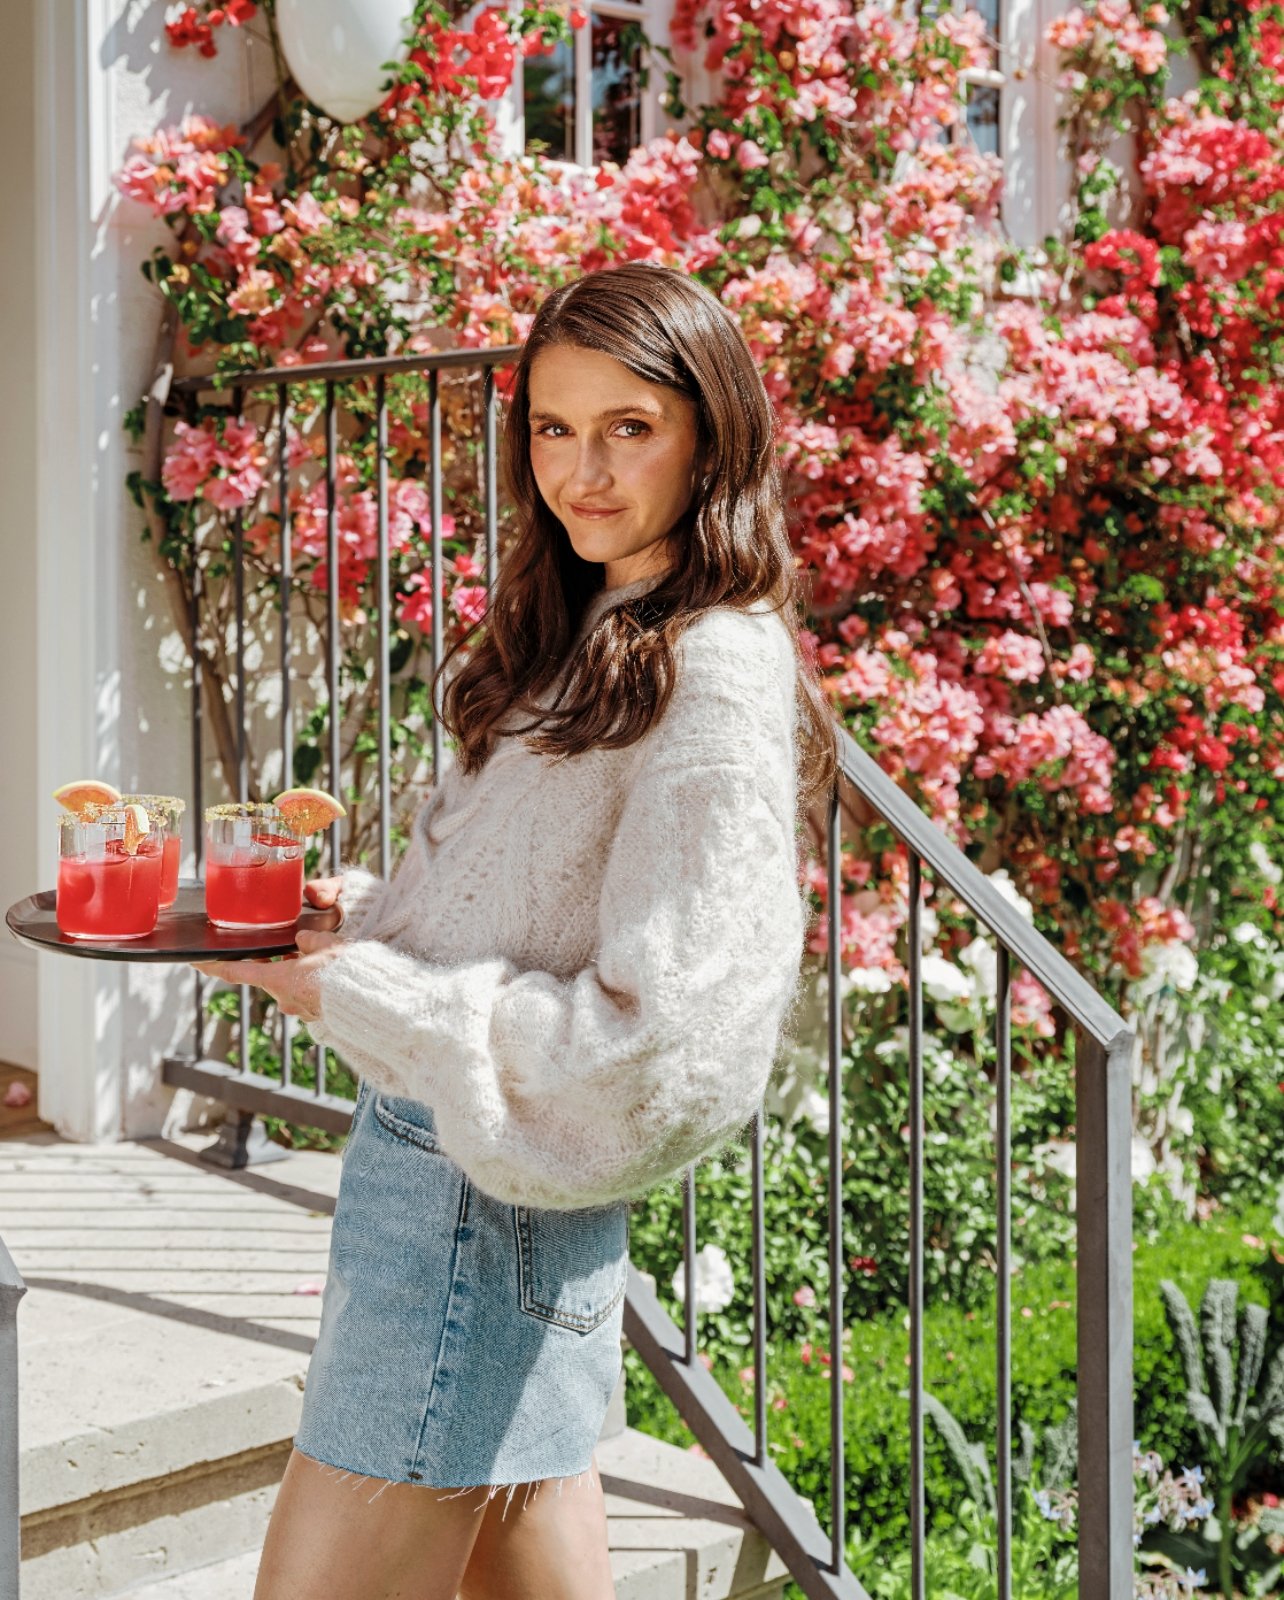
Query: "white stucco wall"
0 0 39 1072
32 0 276 1138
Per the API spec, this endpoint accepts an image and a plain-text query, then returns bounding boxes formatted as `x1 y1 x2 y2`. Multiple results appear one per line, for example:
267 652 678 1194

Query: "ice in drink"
204 804 305 930
121 794 186 908
56 806 165 940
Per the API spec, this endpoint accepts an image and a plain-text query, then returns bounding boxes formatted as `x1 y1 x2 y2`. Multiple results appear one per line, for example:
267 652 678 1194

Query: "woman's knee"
254 1449 487 1600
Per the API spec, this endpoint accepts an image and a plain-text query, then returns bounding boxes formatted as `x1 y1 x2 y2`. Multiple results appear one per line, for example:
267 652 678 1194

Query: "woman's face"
527 343 701 589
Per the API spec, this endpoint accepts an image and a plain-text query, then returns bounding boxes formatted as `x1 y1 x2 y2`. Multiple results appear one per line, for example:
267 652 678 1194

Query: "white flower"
1131 940 1198 999
735 214 763 238
958 935 999 1004
987 868 1035 923
796 1084 830 1138
846 966 894 996
1231 921 1266 947
671 1244 735 1314
1250 839 1282 884
921 955 973 1006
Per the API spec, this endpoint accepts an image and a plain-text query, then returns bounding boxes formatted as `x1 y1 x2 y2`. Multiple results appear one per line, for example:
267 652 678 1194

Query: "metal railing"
157 348 1134 1596
625 735 1134 1599
0 1237 24 1600
162 346 516 1160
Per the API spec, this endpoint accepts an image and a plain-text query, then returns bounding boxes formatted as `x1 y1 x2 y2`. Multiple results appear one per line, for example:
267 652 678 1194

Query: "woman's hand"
303 874 345 916
190 928 347 1024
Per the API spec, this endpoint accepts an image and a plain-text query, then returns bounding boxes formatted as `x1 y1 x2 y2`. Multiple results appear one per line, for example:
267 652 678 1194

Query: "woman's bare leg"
253 1448 490 1600
457 1453 615 1600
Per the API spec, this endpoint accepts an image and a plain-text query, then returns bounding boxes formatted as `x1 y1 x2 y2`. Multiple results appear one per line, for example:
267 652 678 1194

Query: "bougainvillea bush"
116 0 1284 1184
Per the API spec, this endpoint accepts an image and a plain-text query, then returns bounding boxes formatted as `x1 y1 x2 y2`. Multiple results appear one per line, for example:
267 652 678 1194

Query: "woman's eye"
535 423 568 437
616 420 651 438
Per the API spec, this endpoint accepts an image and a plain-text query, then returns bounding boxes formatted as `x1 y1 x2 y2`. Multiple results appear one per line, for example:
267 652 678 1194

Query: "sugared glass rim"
204 801 283 821
121 792 186 815
61 802 162 828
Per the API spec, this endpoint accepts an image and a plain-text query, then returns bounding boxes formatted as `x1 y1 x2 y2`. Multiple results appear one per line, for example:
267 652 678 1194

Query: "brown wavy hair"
437 261 837 802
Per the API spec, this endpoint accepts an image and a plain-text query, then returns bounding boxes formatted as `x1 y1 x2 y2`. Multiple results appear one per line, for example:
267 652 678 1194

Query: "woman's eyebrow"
529 402 666 424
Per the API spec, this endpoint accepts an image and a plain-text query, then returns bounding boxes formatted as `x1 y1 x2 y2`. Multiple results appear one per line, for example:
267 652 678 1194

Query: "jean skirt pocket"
371 1092 441 1154
514 1200 629 1333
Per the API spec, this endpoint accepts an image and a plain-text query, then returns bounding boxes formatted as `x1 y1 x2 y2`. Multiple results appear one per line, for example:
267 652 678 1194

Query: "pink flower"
397 571 437 632
162 421 218 502
737 139 770 171
450 584 489 627
792 1285 817 1307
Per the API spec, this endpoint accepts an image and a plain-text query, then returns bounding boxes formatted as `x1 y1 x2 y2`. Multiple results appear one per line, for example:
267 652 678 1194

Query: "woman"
193 261 837 1600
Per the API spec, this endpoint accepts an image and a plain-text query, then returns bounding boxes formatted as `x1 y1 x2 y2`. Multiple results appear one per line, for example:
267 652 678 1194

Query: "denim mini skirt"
294 1079 629 1496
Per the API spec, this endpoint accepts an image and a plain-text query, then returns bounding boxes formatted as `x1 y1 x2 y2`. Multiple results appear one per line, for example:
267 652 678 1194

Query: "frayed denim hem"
293 1444 599 1519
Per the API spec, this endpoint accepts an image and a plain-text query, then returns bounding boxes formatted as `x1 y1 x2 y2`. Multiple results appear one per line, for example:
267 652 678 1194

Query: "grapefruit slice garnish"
122 803 151 857
273 787 347 837
54 780 122 817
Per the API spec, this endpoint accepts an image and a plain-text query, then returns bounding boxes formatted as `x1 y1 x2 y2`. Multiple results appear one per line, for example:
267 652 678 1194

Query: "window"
962 0 1003 157
514 0 663 168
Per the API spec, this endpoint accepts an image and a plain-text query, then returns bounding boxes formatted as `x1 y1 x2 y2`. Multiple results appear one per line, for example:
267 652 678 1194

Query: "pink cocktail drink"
205 835 304 929
121 795 186 909
161 834 182 907
204 805 305 930
57 821 165 941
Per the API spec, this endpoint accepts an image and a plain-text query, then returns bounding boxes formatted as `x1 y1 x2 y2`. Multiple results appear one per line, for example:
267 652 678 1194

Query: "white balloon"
275 0 415 124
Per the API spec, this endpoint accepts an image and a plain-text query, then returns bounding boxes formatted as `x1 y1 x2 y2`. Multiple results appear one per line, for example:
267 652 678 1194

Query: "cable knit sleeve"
333 864 387 940
309 606 807 1210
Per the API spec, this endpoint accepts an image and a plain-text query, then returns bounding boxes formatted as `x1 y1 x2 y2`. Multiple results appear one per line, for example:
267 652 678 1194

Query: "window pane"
524 38 575 160
967 84 999 156
591 14 643 166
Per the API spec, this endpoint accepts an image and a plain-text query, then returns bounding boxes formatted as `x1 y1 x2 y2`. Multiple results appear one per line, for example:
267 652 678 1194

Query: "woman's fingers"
303 873 345 908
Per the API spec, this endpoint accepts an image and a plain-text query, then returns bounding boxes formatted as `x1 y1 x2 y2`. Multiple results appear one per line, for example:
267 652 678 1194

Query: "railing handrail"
837 731 1130 1049
168 343 523 395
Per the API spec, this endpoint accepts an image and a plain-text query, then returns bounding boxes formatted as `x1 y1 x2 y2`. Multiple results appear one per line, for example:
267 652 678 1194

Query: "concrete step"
115 1430 787 1599
2 1132 785 1600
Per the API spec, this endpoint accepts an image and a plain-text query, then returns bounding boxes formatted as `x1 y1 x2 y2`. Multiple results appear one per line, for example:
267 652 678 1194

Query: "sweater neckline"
574 571 666 639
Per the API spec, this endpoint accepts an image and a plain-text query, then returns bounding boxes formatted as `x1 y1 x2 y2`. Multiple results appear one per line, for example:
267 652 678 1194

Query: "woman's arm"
309 609 806 1210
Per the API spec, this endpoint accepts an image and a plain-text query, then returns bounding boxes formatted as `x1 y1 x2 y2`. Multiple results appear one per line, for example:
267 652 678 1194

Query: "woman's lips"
569 504 625 519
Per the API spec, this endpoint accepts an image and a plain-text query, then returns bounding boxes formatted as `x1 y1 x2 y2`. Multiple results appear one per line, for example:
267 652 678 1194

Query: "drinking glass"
56 805 167 940
121 794 186 908
204 803 305 930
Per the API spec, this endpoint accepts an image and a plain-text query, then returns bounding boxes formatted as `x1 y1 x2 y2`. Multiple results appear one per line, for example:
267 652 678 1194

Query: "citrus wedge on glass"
121 803 151 857
53 780 122 818
273 788 347 837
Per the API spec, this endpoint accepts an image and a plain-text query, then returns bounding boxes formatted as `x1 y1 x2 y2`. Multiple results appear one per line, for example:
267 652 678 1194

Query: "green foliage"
626 1197 1284 1555
1152 1278 1284 1596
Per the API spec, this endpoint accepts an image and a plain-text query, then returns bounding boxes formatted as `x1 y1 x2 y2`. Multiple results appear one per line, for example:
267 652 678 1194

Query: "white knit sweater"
309 574 808 1211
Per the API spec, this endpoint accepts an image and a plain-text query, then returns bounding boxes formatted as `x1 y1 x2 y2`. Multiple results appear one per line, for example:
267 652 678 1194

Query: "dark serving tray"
4 881 343 963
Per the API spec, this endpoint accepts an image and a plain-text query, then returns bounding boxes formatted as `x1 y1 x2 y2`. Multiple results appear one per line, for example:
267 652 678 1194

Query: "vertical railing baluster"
483 365 498 590
429 368 444 779
826 782 845 1569
683 1165 697 1366
277 381 294 1090
319 380 339 1101
1075 1027 1135 1598
185 393 206 1061
0 1238 25 1600
325 381 341 869
232 390 251 1079
996 945 1012 1600
907 853 925 1600
376 375 391 881
750 1104 767 1468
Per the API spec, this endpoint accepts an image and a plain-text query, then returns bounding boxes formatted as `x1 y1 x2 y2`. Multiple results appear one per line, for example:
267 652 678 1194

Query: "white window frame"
501 0 670 167
991 0 1072 252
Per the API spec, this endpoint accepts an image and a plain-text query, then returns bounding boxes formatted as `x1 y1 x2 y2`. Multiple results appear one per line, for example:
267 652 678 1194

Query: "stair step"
4 1132 785 1600
116 1431 787 1599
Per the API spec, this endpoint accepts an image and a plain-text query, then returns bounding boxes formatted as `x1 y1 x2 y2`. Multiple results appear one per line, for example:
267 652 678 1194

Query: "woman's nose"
565 443 612 496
